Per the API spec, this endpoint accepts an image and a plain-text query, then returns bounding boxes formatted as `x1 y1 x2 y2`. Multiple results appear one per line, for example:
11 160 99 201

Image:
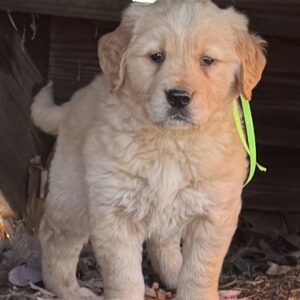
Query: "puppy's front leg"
176 200 241 300
91 215 145 300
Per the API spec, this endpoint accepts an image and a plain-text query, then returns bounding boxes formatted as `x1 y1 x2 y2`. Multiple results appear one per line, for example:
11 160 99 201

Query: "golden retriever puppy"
32 0 266 299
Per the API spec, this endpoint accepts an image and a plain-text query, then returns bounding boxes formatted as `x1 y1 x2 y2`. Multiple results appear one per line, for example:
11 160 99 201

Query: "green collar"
233 95 267 186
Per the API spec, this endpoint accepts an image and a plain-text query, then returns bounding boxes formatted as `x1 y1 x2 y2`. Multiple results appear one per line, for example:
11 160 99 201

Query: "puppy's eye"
201 56 214 66
150 53 165 64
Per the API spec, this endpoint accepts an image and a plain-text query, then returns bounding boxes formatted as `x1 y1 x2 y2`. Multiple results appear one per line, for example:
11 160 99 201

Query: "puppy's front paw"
65 287 103 300
176 290 219 300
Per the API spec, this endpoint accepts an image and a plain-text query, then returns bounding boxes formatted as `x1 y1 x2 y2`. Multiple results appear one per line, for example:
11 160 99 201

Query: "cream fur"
32 1 266 299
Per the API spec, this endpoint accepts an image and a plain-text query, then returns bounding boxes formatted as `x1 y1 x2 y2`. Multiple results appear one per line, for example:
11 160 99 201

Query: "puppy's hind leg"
39 217 101 300
146 235 182 289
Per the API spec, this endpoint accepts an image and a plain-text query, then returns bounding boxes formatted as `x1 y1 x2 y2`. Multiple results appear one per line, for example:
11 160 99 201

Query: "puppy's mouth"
170 113 189 122
166 108 193 124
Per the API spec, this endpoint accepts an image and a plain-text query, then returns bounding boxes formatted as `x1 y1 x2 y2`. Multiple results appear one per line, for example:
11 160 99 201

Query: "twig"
220 278 238 289
7 11 18 31
29 282 56 297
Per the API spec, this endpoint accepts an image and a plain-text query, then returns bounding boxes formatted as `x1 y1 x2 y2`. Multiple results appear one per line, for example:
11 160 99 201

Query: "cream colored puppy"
32 0 266 299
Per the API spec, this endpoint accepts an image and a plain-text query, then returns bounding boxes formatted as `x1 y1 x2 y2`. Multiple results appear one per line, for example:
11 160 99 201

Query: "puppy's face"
99 0 266 128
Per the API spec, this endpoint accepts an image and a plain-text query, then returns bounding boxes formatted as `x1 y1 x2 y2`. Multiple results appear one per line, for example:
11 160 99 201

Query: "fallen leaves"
1 223 300 299
0 222 42 287
9 262 42 287
266 262 295 275
145 282 174 300
220 268 300 300
219 290 246 300
145 283 247 300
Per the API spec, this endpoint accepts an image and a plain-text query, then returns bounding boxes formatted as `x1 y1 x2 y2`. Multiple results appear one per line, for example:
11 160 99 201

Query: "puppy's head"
98 0 266 127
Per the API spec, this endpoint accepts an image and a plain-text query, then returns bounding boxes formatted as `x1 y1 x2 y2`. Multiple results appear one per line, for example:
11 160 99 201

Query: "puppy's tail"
31 82 67 135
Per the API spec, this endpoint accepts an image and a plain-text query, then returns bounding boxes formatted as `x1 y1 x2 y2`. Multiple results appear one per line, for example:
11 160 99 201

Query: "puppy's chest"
90 127 221 236
117 146 214 237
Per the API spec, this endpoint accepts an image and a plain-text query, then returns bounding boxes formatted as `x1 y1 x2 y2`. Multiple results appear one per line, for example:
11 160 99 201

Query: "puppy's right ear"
98 4 146 92
98 25 131 92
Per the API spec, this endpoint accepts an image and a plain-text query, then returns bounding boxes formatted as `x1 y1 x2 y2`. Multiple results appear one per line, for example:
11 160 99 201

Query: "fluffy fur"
32 0 266 299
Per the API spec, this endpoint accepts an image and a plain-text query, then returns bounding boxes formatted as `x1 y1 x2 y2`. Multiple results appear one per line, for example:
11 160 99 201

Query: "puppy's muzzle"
166 89 191 109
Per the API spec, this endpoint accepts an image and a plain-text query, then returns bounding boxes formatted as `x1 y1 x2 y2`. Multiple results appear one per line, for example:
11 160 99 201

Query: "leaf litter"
2 195 300 300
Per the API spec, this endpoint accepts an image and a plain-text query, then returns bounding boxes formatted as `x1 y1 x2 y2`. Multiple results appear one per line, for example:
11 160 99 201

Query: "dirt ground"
1 266 300 299
1 222 300 300
220 270 300 300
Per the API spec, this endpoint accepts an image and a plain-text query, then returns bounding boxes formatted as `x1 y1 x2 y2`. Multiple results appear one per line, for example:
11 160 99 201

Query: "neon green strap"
233 95 267 186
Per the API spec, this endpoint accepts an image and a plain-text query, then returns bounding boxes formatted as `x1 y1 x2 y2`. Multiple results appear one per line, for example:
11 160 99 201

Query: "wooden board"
10 13 52 79
0 12 52 217
215 0 300 38
0 0 130 21
0 0 299 38
49 17 117 102
244 35 300 148
243 145 300 212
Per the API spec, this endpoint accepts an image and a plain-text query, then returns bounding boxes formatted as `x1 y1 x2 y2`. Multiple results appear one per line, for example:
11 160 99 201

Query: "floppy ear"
98 4 148 92
236 33 267 100
98 24 132 92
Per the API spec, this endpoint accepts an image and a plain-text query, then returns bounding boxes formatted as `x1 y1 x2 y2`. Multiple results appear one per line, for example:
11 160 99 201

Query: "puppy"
32 0 266 299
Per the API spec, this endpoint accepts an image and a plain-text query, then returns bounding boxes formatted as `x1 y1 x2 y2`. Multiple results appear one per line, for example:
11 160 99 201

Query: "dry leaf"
29 282 56 297
266 262 295 275
8 263 42 286
157 289 166 300
219 290 244 300
152 282 159 290
145 286 157 298
0 223 42 287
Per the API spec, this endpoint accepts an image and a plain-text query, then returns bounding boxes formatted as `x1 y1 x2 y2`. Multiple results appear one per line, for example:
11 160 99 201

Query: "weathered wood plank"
0 0 131 21
249 36 300 148
215 0 300 38
240 209 300 238
0 12 52 216
252 104 300 148
11 13 52 79
49 17 117 102
0 0 299 38
215 0 300 16
243 145 300 212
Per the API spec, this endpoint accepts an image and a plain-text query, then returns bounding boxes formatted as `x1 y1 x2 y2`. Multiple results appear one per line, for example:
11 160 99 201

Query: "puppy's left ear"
236 33 267 100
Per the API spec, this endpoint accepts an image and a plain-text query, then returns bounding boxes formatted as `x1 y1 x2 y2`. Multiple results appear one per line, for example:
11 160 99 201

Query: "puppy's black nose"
166 89 191 108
